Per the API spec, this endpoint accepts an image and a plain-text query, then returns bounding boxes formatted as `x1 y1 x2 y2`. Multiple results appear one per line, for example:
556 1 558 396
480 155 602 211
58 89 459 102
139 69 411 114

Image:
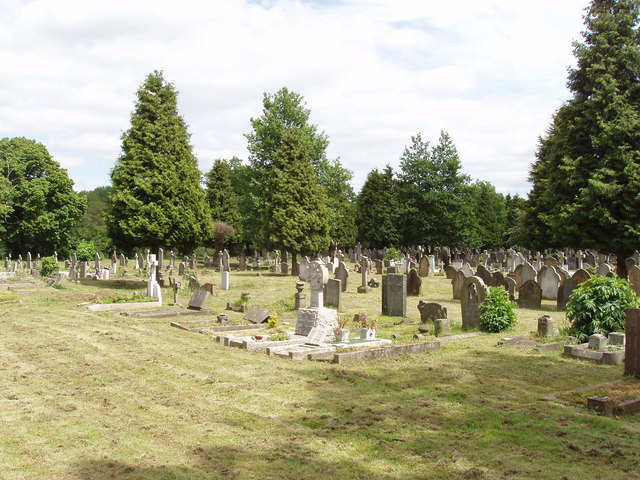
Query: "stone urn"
335 328 350 343
360 328 376 340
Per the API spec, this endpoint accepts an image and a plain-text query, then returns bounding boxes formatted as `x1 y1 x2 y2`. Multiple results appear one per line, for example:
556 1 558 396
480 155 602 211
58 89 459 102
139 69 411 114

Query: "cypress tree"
356 166 400 248
106 71 210 254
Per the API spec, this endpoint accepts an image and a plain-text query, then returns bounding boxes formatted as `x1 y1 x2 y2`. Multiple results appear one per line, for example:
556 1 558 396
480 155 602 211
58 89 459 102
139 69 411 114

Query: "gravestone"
503 277 516 299
382 274 407 317
518 280 542 308
537 315 557 337
539 266 561 300
222 250 230 272
357 257 372 293
324 278 341 310
238 253 247 271
434 318 451 336
452 270 466 300
221 270 230 290
158 248 164 270
406 269 421 296
94 252 101 271
625 308 640 378
460 262 474 278
628 265 640 296
572 268 592 285
589 334 608 350
305 326 332 346
299 256 311 282
444 265 457 279
417 301 448 324
146 255 162 302
461 276 487 330
475 265 492 286
296 261 338 335
428 255 436 276
245 307 271 324
557 277 578 310
597 263 613 277
514 264 524 289
188 290 210 310
119 253 126 267
178 262 185 276
520 262 537 288
491 271 504 288
334 261 349 292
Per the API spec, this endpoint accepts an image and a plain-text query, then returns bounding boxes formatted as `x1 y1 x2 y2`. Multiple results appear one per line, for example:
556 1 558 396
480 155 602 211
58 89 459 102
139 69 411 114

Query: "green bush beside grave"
480 286 517 333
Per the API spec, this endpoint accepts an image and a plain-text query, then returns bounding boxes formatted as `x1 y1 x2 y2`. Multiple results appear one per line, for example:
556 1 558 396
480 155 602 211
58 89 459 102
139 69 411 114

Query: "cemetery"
2 246 640 479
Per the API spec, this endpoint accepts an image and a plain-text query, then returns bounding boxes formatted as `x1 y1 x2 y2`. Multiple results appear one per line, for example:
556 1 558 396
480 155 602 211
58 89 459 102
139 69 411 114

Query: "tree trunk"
291 251 298 276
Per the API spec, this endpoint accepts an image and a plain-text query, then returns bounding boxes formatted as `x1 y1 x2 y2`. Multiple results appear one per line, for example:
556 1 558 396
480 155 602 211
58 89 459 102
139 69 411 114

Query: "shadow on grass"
78 279 148 290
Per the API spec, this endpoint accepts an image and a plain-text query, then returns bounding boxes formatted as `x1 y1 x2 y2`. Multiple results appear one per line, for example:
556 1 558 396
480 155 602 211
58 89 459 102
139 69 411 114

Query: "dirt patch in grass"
555 378 640 407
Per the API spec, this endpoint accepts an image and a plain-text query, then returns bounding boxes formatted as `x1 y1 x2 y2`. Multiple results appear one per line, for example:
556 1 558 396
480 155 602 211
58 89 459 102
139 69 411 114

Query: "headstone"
304 326 332 346
188 290 210 310
157 248 164 270
221 271 230 290
572 268 592 285
309 260 329 308
178 262 185 276
324 278 341 310
222 249 230 272
520 262 537 288
444 265 457 279
597 263 613 277
146 254 162 302
503 277 516 299
452 270 465 300
417 301 448 324
589 334 608 350
334 261 349 292
491 271 504 288
428 255 436 277
80 261 87 279
518 280 542 308
460 262 474 278
475 265 492 286
245 307 271 324
357 256 372 293
26 252 32 269
557 277 578 310
94 252 101 271
434 318 451 336
299 256 311 282
238 253 247 271
539 266 561 300
628 265 640 296
119 253 126 267
461 276 487 330
406 269 421 296
626 308 640 378
382 274 407 317
537 315 557 337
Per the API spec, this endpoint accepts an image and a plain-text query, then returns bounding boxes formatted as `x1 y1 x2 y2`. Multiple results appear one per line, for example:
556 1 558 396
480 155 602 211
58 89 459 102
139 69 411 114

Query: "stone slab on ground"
245 307 271 324
172 321 264 334
87 300 162 312
437 332 481 342
332 341 439 365
563 344 625 364
123 307 211 318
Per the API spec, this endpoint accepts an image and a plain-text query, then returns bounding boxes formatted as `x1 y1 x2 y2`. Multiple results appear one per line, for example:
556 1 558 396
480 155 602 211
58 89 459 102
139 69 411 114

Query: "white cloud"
0 0 587 197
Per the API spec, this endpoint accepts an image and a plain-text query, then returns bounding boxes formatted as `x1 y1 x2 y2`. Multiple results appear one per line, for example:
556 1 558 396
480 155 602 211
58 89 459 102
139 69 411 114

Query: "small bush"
269 332 290 341
385 247 402 261
480 287 517 333
267 315 279 328
76 240 98 262
39 256 59 277
566 275 638 342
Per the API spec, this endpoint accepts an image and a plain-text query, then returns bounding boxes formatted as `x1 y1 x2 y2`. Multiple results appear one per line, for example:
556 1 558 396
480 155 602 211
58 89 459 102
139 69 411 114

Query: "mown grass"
0 266 638 479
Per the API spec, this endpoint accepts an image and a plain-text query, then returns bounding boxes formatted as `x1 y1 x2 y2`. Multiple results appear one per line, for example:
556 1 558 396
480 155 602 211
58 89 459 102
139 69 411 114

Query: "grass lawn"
0 266 639 479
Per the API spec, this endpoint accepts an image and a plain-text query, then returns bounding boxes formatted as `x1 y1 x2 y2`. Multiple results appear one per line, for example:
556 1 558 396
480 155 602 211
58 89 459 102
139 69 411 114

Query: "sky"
1 0 588 196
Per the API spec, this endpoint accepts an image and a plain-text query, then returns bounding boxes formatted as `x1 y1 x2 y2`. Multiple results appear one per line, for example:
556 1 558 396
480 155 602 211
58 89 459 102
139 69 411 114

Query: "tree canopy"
106 70 210 254
356 165 400 248
0 137 85 256
525 0 640 277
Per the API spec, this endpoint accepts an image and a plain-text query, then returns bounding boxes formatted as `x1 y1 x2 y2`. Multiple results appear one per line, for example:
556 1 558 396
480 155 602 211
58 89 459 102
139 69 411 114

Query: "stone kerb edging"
87 300 162 312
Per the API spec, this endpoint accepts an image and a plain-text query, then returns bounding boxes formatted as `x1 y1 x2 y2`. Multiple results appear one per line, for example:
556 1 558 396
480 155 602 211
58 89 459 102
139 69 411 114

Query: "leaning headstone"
406 269 421 296
452 270 465 300
417 301 448 324
461 276 487 330
518 280 542 309
245 307 271 324
94 252 101 272
382 274 407 317
557 277 578 310
187 290 210 310
626 308 640 378
222 249 230 272
324 278 341 310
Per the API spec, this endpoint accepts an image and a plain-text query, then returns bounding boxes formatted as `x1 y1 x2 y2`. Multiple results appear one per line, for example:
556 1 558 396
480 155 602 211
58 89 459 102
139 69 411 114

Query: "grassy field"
1 266 639 479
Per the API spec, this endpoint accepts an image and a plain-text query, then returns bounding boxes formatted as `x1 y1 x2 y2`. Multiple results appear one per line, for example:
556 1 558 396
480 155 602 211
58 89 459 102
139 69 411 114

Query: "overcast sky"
1 0 588 196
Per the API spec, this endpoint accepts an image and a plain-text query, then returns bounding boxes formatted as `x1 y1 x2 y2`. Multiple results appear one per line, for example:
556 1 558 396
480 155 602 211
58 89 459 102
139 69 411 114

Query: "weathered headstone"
461 276 487 330
503 276 516 299
539 266 561 300
518 280 542 308
573 268 592 285
434 318 451 336
187 290 210 310
407 269 421 296
475 265 492 286
444 265 457 279
334 261 349 292
537 315 557 337
178 262 185 276
357 256 372 293
628 265 640 296
597 263 613 277
245 307 271 324
222 249 230 272
382 274 407 317
417 301 448 324
557 277 578 310
158 248 164 270
461 262 474 278
452 270 465 300
324 278 341 310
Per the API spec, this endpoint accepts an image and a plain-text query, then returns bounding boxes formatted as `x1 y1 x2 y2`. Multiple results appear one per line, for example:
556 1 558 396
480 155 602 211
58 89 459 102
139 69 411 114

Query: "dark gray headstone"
187 290 210 310
518 280 542 308
461 276 487 330
407 269 421 296
245 307 271 324
557 277 578 310
382 274 406 317
452 270 465 300
324 278 341 310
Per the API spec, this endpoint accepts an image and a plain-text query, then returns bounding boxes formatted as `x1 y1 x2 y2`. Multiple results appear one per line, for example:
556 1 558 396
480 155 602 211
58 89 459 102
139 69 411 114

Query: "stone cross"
309 260 329 308
357 256 372 293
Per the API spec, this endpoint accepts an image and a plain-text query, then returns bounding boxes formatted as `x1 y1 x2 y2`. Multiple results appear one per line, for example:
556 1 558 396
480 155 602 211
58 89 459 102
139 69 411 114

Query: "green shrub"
76 240 98 262
385 247 402 261
39 256 59 277
480 286 517 333
566 275 638 342
269 332 290 341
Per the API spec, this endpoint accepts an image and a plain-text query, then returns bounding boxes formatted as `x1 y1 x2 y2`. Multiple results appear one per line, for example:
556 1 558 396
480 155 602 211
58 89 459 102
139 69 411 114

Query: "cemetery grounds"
0 267 639 480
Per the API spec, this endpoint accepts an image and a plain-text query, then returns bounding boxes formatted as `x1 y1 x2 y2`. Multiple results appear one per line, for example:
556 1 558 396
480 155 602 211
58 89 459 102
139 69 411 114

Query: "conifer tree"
205 158 241 250
356 166 400 248
106 71 210 254
526 0 640 278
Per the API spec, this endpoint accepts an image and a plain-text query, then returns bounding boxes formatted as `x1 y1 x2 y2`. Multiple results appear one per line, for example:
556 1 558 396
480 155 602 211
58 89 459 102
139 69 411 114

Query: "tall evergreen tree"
0 137 85 256
106 71 210 254
526 0 640 277
74 186 112 253
244 87 331 253
469 181 507 248
205 158 241 250
317 158 357 248
267 128 330 263
356 166 400 248
396 132 475 246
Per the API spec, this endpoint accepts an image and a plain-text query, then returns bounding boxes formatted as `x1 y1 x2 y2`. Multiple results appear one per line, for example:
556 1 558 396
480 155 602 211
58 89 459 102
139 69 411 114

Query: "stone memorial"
629 265 640 296
461 276 487 330
295 261 338 336
324 278 341 310
146 254 162 302
539 266 561 300
245 307 271 324
417 301 448 324
294 281 307 309
418 256 429 277
188 290 210 310
537 314 557 337
406 269 421 296
334 261 349 292
557 277 578 310
518 280 542 308
626 308 640 378
357 257 372 293
382 273 407 317
452 270 465 300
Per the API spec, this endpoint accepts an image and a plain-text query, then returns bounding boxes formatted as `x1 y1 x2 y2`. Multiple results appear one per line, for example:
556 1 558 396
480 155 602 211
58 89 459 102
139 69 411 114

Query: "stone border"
87 300 162 312
329 341 440 364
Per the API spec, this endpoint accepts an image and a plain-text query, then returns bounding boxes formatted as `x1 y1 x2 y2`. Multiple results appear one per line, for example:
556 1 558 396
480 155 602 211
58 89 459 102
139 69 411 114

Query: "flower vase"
335 328 350 343
360 327 376 340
